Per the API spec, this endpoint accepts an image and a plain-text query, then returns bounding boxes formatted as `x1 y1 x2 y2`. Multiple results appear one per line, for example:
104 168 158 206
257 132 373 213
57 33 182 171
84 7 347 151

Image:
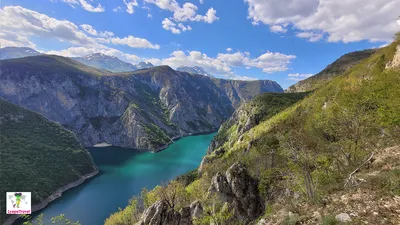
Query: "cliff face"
0 55 283 151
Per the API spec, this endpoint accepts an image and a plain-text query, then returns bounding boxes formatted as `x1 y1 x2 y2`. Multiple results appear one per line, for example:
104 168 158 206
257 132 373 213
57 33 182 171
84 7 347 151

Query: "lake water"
24 133 216 225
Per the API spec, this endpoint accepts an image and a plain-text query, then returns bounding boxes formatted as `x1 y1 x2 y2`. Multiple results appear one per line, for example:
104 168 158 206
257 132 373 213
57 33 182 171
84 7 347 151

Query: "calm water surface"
26 133 216 225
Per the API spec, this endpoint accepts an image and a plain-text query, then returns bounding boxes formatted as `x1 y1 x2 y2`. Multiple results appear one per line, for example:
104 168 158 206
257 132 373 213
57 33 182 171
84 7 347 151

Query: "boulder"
208 162 264 222
335 213 352 222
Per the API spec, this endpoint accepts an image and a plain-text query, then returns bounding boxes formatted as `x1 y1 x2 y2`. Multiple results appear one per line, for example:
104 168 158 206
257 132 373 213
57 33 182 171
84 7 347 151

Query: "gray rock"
190 200 203 218
335 213 352 222
207 162 264 222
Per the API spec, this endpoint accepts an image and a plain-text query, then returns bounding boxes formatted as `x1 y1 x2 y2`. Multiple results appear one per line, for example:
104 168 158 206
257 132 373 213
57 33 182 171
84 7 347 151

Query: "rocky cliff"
0 55 283 151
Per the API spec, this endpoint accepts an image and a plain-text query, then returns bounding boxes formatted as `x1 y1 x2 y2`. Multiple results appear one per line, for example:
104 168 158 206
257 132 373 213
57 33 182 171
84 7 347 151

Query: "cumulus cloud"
111 36 160 49
0 6 160 50
226 48 233 52
244 0 400 43
287 73 313 81
144 0 218 34
217 51 296 73
270 25 287 33
0 30 36 48
296 32 323 42
80 24 98 36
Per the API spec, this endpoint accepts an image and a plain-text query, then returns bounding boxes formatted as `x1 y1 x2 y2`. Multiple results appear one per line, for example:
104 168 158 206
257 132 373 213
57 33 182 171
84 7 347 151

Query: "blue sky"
1 0 399 89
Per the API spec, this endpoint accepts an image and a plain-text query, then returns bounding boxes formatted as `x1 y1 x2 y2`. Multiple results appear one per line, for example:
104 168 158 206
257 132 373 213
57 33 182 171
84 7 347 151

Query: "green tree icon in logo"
14 193 22 208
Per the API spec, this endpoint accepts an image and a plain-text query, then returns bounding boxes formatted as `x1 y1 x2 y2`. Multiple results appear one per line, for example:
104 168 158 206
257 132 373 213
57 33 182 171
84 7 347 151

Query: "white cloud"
296 32 323 42
217 51 296 73
111 36 160 49
59 0 105 12
226 48 233 52
270 25 287 33
200 0 204 4
0 6 160 51
144 0 218 34
162 18 182 34
123 0 138 14
80 24 98 36
0 30 36 48
244 0 400 43
287 73 313 81
113 6 123 12
79 0 105 12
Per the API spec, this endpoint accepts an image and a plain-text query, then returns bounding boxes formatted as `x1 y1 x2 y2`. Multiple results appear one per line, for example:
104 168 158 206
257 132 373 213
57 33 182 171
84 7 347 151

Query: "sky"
1 0 399 89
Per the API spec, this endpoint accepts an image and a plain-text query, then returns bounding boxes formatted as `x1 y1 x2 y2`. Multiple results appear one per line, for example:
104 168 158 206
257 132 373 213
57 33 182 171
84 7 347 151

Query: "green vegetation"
0 99 96 224
144 123 171 147
286 49 376 93
21 213 81 225
107 39 400 224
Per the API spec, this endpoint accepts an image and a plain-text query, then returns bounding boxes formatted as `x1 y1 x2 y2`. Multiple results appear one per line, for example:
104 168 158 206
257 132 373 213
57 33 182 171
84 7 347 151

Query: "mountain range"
0 55 283 151
177 66 211 76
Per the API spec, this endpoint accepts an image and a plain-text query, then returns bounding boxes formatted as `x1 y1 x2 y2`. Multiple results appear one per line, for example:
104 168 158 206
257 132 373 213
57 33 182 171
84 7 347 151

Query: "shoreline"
88 130 218 153
4 168 99 225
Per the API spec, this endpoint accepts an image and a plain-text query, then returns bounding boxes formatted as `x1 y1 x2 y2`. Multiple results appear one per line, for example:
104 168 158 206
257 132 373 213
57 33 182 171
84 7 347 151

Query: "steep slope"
0 98 97 225
0 55 282 151
177 66 211 77
73 53 137 72
108 40 400 224
286 49 376 93
0 47 41 60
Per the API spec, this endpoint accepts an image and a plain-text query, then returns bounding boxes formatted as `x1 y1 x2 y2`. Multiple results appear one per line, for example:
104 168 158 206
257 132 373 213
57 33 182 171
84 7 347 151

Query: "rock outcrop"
137 200 203 225
386 44 400 69
0 55 283 151
208 162 264 222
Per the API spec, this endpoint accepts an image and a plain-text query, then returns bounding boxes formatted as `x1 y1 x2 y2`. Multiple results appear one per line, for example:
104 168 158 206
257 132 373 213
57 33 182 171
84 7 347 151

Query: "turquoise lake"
26 133 216 225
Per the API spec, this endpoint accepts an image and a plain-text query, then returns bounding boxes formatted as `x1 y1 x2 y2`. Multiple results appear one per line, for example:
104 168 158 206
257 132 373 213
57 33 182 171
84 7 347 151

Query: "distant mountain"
0 55 283 152
136 61 154 69
177 66 211 76
73 53 137 72
286 49 376 93
0 47 41 60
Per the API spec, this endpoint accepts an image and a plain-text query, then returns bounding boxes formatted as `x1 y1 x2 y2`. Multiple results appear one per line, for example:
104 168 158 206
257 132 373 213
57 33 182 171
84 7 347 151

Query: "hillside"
0 47 41 60
286 49 376 93
106 40 400 224
0 55 283 152
0 98 97 225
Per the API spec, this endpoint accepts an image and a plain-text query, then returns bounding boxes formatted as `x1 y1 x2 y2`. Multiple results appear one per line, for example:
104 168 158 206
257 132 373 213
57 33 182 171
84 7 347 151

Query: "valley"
0 32 399 225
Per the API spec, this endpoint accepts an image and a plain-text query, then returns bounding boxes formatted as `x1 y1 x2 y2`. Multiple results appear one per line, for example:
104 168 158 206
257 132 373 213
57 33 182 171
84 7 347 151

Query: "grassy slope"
0 99 97 224
286 49 376 93
106 40 400 224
